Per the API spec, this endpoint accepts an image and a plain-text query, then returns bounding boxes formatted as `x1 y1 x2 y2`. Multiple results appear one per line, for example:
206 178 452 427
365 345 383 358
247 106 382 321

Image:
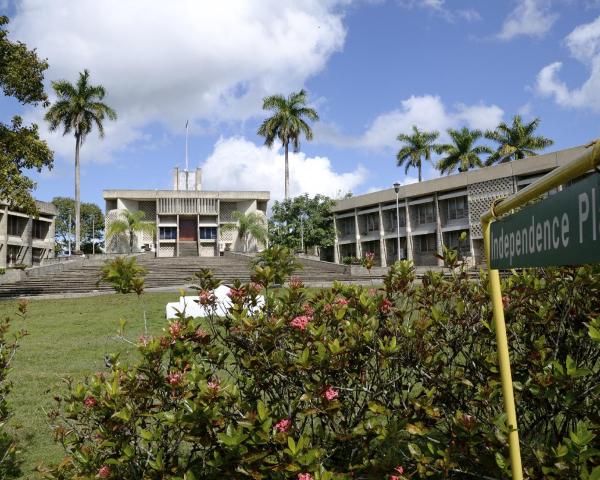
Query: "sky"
2 0 600 209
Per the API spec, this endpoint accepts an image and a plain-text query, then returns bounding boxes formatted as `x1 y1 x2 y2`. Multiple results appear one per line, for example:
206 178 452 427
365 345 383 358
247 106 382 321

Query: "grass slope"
0 291 186 479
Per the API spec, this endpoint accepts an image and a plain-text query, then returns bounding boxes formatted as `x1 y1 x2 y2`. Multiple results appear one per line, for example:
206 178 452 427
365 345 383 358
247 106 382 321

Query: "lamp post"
393 182 401 262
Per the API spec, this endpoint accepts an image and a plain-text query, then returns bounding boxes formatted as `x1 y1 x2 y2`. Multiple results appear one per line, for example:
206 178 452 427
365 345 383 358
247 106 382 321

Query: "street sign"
490 171 600 268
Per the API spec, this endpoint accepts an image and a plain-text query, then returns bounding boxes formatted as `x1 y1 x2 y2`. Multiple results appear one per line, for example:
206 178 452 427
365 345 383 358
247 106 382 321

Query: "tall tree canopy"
52 197 104 253
269 194 336 254
396 126 440 182
485 115 553 165
0 15 53 215
435 127 493 175
45 69 116 253
257 90 319 200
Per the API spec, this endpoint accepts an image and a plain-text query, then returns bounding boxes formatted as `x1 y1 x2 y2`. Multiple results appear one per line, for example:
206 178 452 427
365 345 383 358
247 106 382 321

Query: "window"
338 218 355 237
365 214 378 232
7 216 23 236
417 204 435 224
199 227 217 240
447 197 467 221
419 235 436 253
32 220 49 240
159 227 177 240
385 210 406 230
444 231 470 255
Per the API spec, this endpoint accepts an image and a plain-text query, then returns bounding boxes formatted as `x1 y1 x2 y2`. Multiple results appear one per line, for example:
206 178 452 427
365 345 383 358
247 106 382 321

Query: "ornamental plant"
44 260 600 479
97 257 146 294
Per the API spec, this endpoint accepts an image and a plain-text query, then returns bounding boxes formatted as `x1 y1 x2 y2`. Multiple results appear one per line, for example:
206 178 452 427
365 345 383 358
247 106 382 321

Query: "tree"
269 194 336 255
106 210 156 253
52 197 104 253
0 15 53 215
485 115 553 165
257 90 319 200
435 127 493 175
45 70 117 253
221 211 267 253
396 126 440 182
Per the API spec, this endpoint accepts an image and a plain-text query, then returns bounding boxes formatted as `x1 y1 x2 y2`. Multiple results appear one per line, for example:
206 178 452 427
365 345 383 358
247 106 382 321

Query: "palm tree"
257 90 319 200
45 69 117 253
106 211 156 253
396 126 440 182
221 211 267 253
485 115 553 166
435 127 493 175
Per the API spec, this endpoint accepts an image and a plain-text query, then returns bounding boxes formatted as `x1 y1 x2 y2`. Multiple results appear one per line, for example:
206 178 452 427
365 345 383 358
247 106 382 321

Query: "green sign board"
490 171 600 269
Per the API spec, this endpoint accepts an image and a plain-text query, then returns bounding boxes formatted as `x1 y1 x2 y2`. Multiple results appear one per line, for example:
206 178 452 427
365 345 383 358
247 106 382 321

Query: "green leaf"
257 400 268 422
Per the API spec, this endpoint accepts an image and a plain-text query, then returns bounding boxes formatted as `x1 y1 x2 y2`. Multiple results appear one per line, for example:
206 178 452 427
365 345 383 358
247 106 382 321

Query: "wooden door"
179 219 197 241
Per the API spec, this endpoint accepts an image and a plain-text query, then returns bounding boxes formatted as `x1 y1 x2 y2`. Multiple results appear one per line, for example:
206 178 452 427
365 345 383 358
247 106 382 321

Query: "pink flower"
324 303 333 314
198 290 216 305
227 287 246 302
324 386 339 401
98 465 111 478
289 276 304 289
395 466 404 474
290 315 311 331
502 295 510 309
195 327 209 339
275 418 292 433
249 282 263 294
207 380 220 393
84 396 97 408
380 298 393 314
334 297 349 307
169 321 183 338
302 303 315 316
390 477 400 480
298 474 313 480
167 371 183 386
138 335 150 347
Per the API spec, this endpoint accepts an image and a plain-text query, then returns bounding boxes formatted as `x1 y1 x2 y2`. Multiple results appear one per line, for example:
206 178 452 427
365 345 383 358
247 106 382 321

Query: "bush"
44 261 600 479
0 301 28 478
98 257 146 294
252 245 302 286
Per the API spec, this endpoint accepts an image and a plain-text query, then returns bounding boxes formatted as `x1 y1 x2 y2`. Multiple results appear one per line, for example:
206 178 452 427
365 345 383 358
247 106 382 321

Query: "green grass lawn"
0 291 188 479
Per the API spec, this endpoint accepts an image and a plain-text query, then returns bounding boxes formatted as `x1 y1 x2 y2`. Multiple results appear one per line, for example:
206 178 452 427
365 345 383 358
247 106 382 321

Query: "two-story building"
103 167 269 257
331 145 587 268
0 200 57 268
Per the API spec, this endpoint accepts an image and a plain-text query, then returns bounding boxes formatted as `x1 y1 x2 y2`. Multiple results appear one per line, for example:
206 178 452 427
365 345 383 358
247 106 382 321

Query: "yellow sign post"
481 140 600 480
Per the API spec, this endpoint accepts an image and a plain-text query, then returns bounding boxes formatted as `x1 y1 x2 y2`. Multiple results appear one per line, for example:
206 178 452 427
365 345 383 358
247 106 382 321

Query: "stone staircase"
178 241 198 257
0 254 375 299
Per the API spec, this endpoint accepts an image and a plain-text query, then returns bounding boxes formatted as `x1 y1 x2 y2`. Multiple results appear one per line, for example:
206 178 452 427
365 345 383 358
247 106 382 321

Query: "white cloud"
396 0 480 22
497 0 558 41
318 95 504 149
200 137 368 202
536 15 600 110
10 0 347 159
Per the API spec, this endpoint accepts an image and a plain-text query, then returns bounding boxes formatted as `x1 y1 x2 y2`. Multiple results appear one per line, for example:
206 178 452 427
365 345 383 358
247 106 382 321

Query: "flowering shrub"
43 261 600 479
0 301 28 478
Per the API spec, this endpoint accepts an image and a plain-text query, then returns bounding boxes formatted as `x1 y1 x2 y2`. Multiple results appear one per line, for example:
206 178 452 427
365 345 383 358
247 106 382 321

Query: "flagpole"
185 120 189 172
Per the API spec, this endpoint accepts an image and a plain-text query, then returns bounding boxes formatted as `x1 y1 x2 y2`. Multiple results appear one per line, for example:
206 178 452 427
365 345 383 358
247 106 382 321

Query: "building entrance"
179 218 197 241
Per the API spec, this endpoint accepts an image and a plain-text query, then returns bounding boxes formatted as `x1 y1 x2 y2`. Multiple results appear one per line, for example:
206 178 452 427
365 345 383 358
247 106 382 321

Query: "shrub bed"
42 262 600 479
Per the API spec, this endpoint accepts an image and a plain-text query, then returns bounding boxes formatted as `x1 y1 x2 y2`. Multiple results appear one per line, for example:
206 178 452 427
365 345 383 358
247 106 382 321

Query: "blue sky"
3 0 600 208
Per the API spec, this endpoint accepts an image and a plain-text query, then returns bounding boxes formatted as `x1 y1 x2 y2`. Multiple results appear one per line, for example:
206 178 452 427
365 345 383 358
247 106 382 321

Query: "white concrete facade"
103 168 269 257
331 145 587 268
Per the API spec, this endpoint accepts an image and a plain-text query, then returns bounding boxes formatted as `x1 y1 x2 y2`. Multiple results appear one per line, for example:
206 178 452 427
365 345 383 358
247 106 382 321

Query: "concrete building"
103 168 269 257
0 200 57 268
331 145 587 268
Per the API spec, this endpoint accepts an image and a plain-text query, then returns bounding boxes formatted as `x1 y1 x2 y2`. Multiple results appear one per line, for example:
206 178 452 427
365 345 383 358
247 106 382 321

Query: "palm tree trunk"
74 134 81 253
418 163 422 182
130 230 134 253
284 141 289 200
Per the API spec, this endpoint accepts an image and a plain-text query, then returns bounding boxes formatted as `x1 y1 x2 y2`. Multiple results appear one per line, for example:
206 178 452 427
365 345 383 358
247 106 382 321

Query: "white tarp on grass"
165 285 264 319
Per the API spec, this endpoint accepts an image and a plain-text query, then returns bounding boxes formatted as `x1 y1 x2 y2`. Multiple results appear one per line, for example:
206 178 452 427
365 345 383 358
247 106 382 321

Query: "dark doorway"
179 218 197 241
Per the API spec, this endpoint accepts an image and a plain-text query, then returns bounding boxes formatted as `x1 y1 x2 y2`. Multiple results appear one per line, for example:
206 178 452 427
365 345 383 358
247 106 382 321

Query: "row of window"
159 226 218 240
6 217 49 239
341 232 470 255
